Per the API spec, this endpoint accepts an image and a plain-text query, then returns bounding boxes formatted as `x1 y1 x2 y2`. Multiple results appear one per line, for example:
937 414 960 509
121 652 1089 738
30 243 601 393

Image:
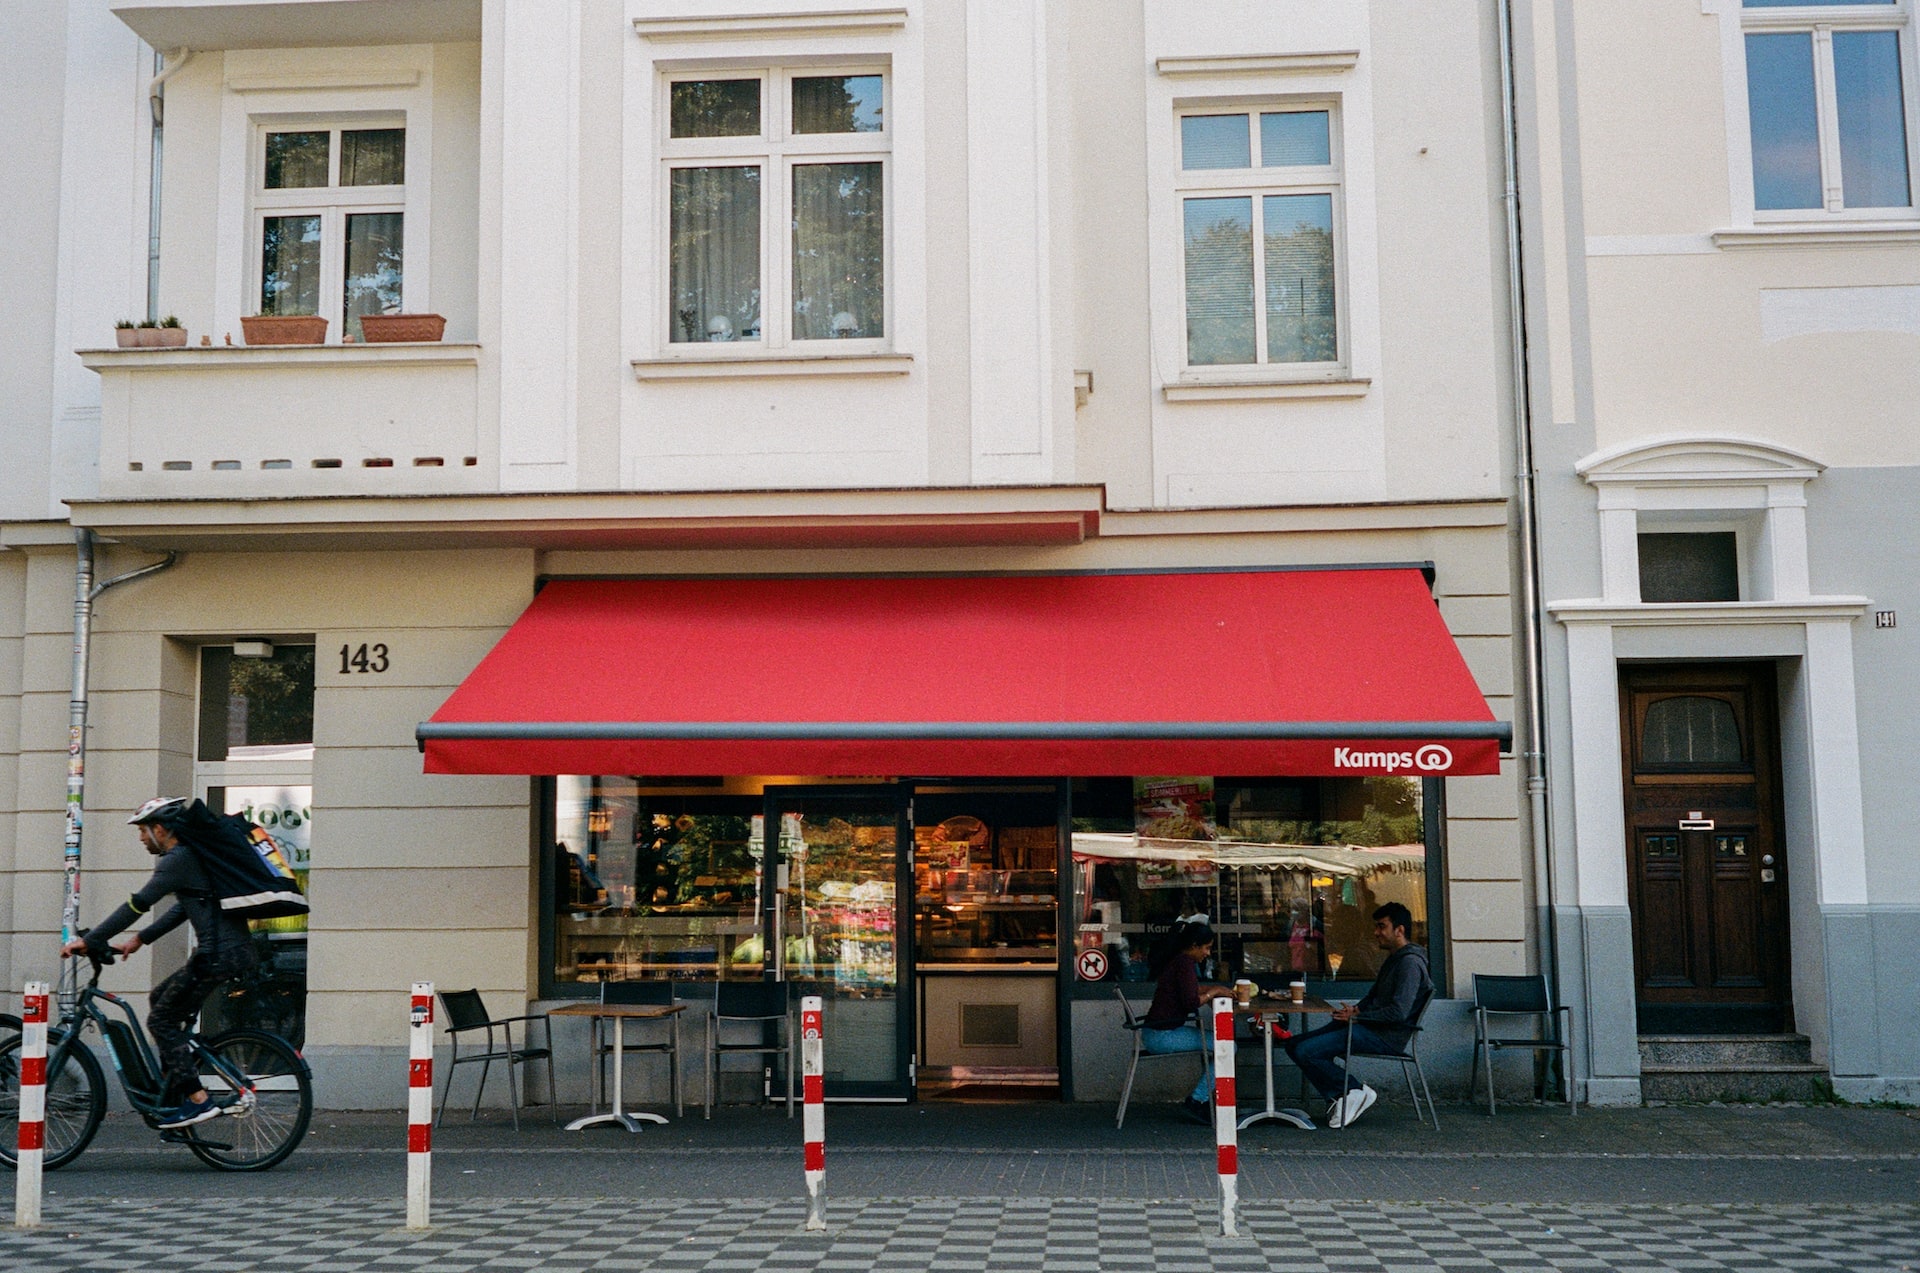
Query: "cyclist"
58 796 258 1129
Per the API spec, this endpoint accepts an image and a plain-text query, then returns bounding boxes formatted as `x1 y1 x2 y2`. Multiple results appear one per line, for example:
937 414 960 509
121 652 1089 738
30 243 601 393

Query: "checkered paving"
2 1197 1916 1272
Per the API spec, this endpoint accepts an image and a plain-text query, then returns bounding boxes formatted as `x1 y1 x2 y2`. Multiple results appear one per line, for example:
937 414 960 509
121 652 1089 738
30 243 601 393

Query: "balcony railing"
81 344 489 499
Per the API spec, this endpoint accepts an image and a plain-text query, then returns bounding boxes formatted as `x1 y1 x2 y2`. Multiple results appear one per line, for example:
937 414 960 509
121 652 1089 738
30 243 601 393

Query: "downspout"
146 48 191 322
61 531 180 976
1495 3 1560 1001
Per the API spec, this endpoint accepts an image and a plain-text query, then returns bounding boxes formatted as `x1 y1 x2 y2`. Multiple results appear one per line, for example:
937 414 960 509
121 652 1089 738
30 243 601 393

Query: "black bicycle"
0 947 312 1171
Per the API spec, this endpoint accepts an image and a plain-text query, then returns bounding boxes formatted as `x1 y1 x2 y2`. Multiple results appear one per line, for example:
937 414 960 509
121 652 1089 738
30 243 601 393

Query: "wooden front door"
1621 664 1790 1034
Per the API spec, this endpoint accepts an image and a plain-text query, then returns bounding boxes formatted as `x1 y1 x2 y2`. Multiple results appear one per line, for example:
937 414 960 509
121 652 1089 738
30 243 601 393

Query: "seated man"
1282 902 1430 1128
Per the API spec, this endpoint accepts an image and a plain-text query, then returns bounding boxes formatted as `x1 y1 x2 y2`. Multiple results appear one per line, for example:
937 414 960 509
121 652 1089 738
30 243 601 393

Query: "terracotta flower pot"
115 329 139 348
241 314 329 345
357 313 447 343
152 327 189 347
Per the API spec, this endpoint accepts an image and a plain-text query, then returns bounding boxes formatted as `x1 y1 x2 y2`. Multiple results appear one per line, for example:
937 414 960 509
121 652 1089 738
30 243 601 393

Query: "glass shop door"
766 785 913 1100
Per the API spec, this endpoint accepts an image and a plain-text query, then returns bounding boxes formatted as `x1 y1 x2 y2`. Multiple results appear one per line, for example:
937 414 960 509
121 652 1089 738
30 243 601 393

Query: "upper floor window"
663 69 888 348
1743 0 1915 214
1177 105 1342 370
254 123 406 340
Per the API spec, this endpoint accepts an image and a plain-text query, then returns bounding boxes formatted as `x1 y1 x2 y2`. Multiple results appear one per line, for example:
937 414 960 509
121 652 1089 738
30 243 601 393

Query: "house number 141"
339 643 390 674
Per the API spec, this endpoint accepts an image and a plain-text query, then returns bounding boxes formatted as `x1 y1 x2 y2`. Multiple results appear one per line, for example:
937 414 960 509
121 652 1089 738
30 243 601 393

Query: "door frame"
762 783 915 1101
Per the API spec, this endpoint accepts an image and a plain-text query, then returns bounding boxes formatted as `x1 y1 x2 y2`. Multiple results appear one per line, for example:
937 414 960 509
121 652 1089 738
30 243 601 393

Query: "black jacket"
1354 943 1430 1042
86 843 256 961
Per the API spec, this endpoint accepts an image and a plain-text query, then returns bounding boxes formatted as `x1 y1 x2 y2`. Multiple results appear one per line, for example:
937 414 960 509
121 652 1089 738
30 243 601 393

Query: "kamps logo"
1332 744 1453 773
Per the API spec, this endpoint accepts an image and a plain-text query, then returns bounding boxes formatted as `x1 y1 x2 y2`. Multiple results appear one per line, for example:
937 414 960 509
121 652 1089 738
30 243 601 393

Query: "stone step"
1639 1062 1832 1105
1638 1033 1812 1068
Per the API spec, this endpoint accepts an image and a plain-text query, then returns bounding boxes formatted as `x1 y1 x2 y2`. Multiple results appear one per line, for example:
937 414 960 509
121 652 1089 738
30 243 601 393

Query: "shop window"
1071 775 1431 990
194 643 314 1046
551 778 768 986
1637 531 1741 603
663 68 889 348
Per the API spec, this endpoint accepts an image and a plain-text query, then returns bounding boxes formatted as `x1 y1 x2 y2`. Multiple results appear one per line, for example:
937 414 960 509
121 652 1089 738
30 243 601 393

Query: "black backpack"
175 799 310 920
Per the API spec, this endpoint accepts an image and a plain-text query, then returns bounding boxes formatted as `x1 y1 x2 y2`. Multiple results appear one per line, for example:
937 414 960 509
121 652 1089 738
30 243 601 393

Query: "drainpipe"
1495 3 1561 1002
61 531 179 974
145 48 190 322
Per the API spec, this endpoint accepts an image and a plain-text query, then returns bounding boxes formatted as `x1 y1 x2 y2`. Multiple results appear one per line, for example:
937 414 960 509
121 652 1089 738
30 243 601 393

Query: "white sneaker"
1332 1084 1377 1129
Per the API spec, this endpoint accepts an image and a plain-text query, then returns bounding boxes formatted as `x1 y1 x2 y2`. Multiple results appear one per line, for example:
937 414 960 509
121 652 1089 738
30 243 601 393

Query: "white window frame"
656 64 893 358
1172 98 1349 379
248 116 410 337
1732 0 1920 223
212 52 436 346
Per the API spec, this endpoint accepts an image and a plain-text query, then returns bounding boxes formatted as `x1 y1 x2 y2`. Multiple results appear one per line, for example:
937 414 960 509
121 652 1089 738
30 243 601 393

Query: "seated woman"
1139 919 1229 1125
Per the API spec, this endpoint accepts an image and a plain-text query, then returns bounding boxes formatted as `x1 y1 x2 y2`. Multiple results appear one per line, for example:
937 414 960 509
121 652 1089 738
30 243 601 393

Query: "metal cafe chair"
1470 973 1576 1117
1339 983 1439 1130
704 980 795 1119
593 980 683 1119
1112 987 1202 1129
435 989 557 1130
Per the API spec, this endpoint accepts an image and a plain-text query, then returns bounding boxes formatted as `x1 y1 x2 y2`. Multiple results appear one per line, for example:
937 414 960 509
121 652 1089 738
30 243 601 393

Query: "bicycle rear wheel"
0 1028 107 1171
186 1028 312 1171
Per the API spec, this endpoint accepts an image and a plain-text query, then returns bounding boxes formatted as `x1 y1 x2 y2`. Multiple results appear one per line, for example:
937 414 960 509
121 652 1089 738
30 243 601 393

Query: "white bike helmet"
128 796 190 826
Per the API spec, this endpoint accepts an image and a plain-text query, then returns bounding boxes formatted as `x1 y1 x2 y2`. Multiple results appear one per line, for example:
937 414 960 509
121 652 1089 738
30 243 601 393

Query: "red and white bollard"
1211 996 1238 1237
800 994 825 1231
407 982 434 1230
14 981 49 1228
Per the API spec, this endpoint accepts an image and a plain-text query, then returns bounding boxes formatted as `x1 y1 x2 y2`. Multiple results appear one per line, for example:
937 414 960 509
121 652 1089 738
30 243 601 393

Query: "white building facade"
1517 0 1919 1102
1 0 1541 1111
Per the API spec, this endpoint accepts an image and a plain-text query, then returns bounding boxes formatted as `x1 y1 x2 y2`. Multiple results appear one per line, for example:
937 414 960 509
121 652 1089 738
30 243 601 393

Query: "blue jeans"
1283 1020 1399 1101
1140 1025 1213 1104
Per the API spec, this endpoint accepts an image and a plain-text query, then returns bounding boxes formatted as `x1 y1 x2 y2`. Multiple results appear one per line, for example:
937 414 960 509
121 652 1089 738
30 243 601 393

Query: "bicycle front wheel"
187 1028 312 1171
0 1028 108 1171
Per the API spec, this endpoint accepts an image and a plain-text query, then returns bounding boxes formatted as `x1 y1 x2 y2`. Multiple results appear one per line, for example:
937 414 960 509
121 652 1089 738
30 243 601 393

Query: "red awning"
418 568 1508 777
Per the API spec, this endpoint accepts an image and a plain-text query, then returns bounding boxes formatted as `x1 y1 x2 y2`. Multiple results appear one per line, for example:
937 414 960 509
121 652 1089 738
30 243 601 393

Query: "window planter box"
357 313 446 343
242 315 329 346
116 328 190 348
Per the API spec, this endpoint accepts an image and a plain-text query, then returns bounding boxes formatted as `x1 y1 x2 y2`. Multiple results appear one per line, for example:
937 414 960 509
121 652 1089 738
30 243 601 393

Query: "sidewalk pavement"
4 1099 1918 1271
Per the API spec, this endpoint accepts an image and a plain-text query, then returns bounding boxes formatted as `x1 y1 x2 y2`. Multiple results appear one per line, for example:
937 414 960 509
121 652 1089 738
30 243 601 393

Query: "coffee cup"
1289 981 1306 1004
1233 979 1256 1004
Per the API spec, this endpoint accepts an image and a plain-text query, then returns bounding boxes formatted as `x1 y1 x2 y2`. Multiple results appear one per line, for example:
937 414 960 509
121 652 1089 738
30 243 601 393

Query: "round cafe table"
1229 994 1339 1131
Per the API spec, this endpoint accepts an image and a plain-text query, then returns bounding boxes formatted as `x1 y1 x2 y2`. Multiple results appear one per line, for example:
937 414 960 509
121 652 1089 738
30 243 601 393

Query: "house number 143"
339 643 390 674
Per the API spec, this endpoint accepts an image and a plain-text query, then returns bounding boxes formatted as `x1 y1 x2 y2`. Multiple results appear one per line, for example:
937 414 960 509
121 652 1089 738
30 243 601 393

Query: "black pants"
150 948 255 1103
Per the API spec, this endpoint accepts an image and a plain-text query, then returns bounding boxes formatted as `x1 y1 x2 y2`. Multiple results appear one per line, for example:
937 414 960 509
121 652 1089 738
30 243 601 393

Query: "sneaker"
156 1097 221 1130
1330 1084 1377 1129
1180 1096 1212 1126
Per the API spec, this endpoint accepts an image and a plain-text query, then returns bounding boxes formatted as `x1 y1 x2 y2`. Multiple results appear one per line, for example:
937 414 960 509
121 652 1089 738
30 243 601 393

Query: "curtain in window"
1184 197 1256 365
344 212 404 339
260 215 323 316
792 162 884 339
341 128 406 186
670 166 762 342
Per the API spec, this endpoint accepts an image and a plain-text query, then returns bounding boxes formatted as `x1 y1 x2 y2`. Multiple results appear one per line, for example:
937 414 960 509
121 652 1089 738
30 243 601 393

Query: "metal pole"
60 533 95 957
1495 0 1563 1048
58 530 177 999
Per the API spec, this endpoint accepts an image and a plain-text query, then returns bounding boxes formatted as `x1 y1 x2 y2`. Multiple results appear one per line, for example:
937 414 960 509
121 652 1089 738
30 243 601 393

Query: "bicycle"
0 946 313 1171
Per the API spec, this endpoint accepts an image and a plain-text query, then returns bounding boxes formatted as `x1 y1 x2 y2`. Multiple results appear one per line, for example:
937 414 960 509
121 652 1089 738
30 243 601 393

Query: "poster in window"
1132 777 1217 889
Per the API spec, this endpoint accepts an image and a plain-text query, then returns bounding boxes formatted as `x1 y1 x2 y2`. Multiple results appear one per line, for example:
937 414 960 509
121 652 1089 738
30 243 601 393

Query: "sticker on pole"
410 996 433 1026
1075 948 1109 981
802 1009 823 1040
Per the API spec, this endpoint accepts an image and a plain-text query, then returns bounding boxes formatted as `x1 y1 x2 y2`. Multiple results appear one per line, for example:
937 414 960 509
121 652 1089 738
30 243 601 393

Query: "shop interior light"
232 639 274 659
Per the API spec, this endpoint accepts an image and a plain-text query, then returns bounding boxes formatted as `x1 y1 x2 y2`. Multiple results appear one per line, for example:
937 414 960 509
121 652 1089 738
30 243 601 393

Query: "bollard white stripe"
16 980 49 1230
408 1086 433 1123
